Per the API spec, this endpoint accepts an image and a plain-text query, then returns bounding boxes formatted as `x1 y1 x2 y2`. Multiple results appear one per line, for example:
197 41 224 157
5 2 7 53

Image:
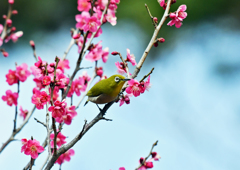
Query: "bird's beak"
122 78 131 81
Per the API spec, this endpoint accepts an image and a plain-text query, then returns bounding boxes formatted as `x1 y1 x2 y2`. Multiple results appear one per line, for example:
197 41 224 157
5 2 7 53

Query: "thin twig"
145 4 157 28
0 4 12 40
135 140 158 170
34 118 47 127
62 29 78 60
139 67 154 82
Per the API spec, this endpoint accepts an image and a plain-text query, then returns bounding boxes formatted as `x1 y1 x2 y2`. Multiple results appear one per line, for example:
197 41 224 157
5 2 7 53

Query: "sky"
0 20 240 170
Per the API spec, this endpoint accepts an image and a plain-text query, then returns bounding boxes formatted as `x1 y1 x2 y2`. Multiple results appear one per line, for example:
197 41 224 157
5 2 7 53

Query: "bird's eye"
115 77 120 82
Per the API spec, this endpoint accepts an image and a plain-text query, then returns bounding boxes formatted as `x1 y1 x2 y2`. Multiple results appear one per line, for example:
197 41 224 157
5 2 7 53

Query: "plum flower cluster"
6 63 31 85
114 48 137 75
2 90 18 106
67 71 91 97
74 0 121 63
0 0 23 57
48 100 77 125
31 57 72 109
21 138 44 159
138 152 161 170
120 76 151 106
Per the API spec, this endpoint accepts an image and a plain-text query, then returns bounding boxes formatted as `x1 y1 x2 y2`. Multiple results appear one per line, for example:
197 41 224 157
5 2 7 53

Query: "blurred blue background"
0 0 240 170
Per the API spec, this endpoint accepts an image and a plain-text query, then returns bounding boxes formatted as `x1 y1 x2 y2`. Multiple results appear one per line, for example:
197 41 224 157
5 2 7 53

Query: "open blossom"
6 69 18 85
83 16 101 32
126 79 144 97
55 73 69 89
77 0 91 12
31 88 51 109
105 9 117 26
126 48 137 66
143 75 151 91
42 76 51 86
2 90 18 106
19 106 28 120
48 100 74 125
55 149 75 165
57 59 70 72
21 139 44 159
85 41 107 62
115 62 127 75
119 94 131 106
167 5 187 28
16 63 31 82
5 31 23 43
76 12 90 30
73 77 85 96
158 0 166 9
50 131 67 148
151 152 161 161
66 105 77 118
102 47 109 63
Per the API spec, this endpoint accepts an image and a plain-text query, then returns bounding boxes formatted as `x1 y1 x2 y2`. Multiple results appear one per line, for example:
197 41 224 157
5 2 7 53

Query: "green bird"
84 74 130 107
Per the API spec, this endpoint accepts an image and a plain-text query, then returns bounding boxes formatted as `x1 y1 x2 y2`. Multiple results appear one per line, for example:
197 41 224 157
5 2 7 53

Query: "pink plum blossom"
48 100 67 121
105 9 117 26
55 73 69 89
0 24 3 46
55 149 75 165
66 105 77 118
126 79 144 97
6 69 18 85
138 157 154 170
115 62 127 75
151 152 161 161
77 0 91 12
119 168 125 170
19 106 28 120
158 0 166 9
76 12 90 30
16 63 31 82
31 88 51 109
67 81 75 97
73 77 85 96
83 16 101 32
21 138 28 153
21 139 44 159
119 94 131 106
143 75 151 91
96 67 103 77
167 5 187 28
85 41 105 62
42 76 51 86
2 90 18 106
102 47 109 63
50 131 67 148
57 59 70 72
126 48 137 66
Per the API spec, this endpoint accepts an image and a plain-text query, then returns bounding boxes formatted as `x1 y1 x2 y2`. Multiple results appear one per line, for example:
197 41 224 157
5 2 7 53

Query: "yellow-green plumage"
85 74 128 105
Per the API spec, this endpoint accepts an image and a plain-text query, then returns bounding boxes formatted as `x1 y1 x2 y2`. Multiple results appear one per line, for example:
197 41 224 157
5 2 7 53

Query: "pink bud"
158 38 165 43
169 13 176 19
29 40 35 49
72 34 80 39
11 27 16 32
8 0 14 5
2 51 9 57
111 51 119 55
6 19 12 27
96 67 103 77
153 41 158 47
12 10 18 15
172 0 176 4
2 15 7 19
153 17 158 23
49 63 55 67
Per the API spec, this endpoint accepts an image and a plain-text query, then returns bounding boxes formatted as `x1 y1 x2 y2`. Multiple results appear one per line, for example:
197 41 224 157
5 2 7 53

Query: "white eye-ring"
115 77 120 82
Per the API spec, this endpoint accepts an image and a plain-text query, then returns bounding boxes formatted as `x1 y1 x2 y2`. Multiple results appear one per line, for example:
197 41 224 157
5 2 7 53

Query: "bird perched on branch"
84 74 130 108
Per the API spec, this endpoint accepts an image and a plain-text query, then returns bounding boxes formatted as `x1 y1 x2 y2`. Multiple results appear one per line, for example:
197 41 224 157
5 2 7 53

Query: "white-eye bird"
84 74 130 106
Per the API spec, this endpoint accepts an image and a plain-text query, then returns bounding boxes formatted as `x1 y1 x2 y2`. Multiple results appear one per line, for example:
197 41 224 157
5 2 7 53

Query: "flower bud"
2 51 9 57
8 0 14 5
6 19 12 27
72 33 80 39
49 63 55 67
153 41 158 47
29 40 35 49
96 67 103 77
169 13 176 19
158 38 165 43
11 27 16 32
12 10 18 15
153 17 158 23
111 51 119 55
171 0 176 4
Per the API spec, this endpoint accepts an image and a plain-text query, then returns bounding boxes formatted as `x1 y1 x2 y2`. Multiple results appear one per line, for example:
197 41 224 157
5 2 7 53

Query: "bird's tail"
84 100 89 106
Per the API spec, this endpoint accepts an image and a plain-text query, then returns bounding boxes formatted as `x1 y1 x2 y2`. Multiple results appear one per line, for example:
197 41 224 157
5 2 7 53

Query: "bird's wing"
86 80 105 97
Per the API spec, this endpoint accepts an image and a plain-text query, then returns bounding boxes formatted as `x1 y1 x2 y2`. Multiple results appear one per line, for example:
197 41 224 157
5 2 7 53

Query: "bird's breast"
88 93 117 104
